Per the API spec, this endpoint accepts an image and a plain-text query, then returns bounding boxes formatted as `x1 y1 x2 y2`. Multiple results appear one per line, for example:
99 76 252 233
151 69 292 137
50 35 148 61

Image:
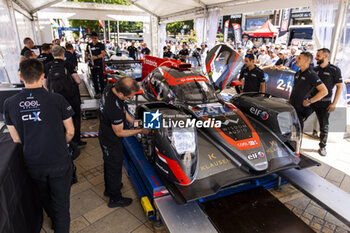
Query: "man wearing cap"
239 54 266 93
289 51 328 130
310 48 342 156
85 32 106 98
275 51 288 68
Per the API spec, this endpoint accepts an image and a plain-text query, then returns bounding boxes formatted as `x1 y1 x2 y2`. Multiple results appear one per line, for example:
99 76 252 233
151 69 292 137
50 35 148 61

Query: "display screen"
245 17 268 31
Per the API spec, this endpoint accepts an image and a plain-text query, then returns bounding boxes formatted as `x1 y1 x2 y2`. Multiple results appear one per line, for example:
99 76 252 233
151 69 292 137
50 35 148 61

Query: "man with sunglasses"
258 47 269 66
239 54 266 93
99 77 149 208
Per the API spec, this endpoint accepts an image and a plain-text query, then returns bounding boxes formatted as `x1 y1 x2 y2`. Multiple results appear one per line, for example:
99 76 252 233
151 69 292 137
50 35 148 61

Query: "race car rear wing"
141 55 191 80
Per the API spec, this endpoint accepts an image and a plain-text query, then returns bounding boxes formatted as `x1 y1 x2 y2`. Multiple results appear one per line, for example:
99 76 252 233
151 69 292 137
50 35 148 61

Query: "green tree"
166 20 194 36
68 0 143 34
118 21 143 33
69 20 143 34
70 20 100 33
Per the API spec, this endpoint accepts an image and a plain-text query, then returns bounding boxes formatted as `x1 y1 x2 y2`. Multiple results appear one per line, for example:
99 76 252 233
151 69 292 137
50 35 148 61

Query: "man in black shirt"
99 77 149 208
3 59 75 233
178 44 189 62
37 43 54 66
85 32 106 97
65 43 78 69
310 48 343 156
163 46 172 58
127 41 138 60
44 45 85 146
20 37 34 62
23 50 37 59
289 51 328 130
239 54 266 93
141 43 151 56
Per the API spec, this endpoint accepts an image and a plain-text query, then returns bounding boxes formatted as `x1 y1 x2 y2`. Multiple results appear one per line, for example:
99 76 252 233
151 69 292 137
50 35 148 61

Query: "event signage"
232 23 242 45
275 9 292 44
292 12 311 18
223 20 230 43
57 27 87 38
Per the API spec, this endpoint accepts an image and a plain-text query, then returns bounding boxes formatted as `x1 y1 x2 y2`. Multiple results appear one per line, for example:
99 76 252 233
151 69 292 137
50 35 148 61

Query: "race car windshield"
171 80 218 103
211 51 230 82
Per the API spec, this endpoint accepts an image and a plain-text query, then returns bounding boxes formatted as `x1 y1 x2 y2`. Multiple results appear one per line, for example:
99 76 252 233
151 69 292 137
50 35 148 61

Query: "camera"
133 121 143 128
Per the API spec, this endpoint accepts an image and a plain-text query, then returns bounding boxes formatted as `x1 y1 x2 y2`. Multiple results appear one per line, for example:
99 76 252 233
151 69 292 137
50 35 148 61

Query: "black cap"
91 32 98 37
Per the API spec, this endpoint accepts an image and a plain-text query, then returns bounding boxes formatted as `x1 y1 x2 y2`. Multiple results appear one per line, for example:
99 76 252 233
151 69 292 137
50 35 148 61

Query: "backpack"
47 61 76 100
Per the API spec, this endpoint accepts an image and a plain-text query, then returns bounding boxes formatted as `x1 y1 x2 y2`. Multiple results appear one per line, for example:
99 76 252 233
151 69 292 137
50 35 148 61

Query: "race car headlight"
277 112 293 135
168 128 197 155
165 127 198 184
277 111 301 155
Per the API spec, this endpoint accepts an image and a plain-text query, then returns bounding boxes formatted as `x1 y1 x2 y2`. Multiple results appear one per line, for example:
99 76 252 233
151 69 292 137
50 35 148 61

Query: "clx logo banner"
143 110 161 129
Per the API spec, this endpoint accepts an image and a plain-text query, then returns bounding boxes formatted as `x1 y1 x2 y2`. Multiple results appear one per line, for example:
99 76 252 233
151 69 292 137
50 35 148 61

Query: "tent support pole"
330 0 348 63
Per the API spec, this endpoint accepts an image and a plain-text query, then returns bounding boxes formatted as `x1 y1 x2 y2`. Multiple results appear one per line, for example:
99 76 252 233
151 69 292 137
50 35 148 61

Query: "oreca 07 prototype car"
127 45 318 204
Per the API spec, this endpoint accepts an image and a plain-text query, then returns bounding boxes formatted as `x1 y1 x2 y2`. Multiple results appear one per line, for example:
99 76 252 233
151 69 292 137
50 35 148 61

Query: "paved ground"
40 118 159 233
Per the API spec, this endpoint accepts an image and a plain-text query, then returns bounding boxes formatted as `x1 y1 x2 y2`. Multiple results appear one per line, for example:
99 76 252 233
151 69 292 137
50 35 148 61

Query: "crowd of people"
3 32 344 233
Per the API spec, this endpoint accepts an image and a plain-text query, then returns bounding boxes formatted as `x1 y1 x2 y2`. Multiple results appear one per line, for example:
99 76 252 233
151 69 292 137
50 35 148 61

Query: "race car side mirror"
230 81 242 87
230 81 242 94
135 89 143 95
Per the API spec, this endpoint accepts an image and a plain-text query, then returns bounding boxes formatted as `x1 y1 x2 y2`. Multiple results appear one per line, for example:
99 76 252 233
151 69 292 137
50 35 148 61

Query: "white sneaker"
318 147 327 156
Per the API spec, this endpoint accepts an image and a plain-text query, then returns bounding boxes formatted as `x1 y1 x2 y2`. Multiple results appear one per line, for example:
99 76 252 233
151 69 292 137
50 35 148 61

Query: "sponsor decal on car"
200 153 232 171
194 103 233 117
144 58 158 67
247 151 265 160
250 107 269 120
237 140 258 147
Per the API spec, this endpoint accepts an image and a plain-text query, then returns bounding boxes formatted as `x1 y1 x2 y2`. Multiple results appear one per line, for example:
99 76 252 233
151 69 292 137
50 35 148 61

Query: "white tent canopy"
125 0 310 23
37 1 149 21
0 0 349 83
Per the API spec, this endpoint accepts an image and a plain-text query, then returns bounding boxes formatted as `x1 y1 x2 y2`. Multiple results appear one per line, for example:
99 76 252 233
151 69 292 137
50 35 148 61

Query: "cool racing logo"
250 107 269 120
19 100 40 109
143 110 222 129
